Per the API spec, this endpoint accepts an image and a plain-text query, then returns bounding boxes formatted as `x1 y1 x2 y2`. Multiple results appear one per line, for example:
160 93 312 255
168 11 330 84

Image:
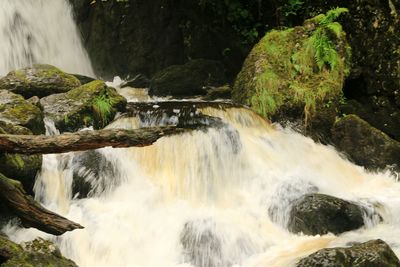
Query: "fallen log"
0 173 83 235
0 126 188 154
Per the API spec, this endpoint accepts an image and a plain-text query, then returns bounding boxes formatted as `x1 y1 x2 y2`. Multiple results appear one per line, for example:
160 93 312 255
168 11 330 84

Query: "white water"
0 0 94 76
4 105 400 267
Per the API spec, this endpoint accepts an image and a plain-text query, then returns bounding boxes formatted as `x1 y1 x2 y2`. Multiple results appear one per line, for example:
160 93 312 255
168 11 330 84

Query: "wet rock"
0 90 44 134
149 59 227 96
180 219 226 267
203 85 232 100
121 74 150 88
71 150 118 198
0 235 77 267
296 239 400 267
288 193 365 235
0 64 81 98
232 10 350 140
40 80 127 132
332 114 400 170
69 73 96 85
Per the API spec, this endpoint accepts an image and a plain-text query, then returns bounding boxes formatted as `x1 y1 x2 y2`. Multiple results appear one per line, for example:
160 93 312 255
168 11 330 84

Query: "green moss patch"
233 8 351 125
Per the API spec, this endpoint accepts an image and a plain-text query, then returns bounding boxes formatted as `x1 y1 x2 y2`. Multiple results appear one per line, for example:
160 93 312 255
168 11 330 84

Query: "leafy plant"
92 93 115 127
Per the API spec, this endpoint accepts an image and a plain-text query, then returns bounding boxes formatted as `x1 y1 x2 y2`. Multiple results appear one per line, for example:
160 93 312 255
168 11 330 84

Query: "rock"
288 193 366 235
0 64 81 98
203 85 232 100
121 74 150 88
332 114 400 170
69 73 96 85
71 150 118 198
180 219 226 267
40 80 127 132
296 239 400 267
0 235 77 267
149 59 227 97
232 9 350 138
0 91 43 194
0 90 44 134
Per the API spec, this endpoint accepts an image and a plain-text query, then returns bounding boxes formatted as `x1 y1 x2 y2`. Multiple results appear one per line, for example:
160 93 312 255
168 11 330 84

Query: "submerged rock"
150 59 227 96
296 239 400 267
288 193 366 235
180 219 225 267
332 114 400 170
0 64 81 98
0 235 77 267
233 9 350 138
40 80 126 132
121 74 150 88
72 150 119 198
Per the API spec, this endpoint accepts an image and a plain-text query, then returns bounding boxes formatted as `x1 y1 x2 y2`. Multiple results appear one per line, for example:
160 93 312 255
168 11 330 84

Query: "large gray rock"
288 193 366 235
332 114 400 170
296 239 400 267
0 64 81 98
40 80 126 132
149 59 227 97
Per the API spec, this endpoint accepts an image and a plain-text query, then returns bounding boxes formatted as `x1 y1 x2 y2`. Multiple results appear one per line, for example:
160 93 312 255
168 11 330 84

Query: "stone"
332 114 400 170
288 193 366 235
0 64 81 98
40 80 127 132
149 59 227 96
296 239 400 267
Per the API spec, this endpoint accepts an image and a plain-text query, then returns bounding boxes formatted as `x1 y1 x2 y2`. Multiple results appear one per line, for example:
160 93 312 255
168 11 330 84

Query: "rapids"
1 1 400 267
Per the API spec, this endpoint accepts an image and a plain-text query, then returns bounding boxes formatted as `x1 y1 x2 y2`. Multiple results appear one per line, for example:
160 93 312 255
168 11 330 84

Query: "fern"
319 7 349 25
92 93 115 126
325 22 343 38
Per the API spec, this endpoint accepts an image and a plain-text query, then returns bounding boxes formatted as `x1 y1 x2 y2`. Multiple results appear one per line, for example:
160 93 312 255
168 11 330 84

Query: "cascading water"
2 1 400 266
0 0 94 76
4 100 400 267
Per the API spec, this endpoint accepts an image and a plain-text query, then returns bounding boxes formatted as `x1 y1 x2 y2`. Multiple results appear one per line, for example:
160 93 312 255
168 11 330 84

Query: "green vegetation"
92 92 117 127
233 8 351 124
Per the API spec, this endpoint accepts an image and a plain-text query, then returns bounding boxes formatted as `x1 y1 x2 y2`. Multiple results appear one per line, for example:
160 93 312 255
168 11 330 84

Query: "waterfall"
0 0 94 76
4 102 400 267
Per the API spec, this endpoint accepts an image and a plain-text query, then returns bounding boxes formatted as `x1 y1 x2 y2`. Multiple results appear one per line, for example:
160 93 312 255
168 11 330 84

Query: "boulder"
0 92 43 194
0 90 44 134
121 74 150 89
288 193 366 235
69 73 96 85
296 239 400 267
0 64 81 98
0 235 77 267
149 59 227 96
40 80 127 132
232 9 350 138
203 85 232 100
332 114 400 170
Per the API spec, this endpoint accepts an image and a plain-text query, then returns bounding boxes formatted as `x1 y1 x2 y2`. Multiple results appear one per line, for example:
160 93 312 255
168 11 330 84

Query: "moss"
233 9 351 125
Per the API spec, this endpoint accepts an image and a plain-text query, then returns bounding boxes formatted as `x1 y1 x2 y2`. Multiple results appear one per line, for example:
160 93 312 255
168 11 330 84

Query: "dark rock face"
0 64 81 98
40 80 126 132
296 239 400 267
0 235 78 267
288 193 366 235
149 59 227 97
332 114 400 170
300 0 400 141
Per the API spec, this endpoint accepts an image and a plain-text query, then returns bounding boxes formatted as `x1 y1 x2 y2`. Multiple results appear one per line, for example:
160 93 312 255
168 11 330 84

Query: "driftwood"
0 173 83 235
0 126 188 154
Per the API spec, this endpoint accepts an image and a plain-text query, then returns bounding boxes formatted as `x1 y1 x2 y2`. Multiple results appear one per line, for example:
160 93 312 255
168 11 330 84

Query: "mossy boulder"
0 64 81 98
296 239 400 267
0 235 77 267
288 193 367 235
40 80 127 132
233 9 350 136
332 114 400 170
149 59 227 96
0 90 44 134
